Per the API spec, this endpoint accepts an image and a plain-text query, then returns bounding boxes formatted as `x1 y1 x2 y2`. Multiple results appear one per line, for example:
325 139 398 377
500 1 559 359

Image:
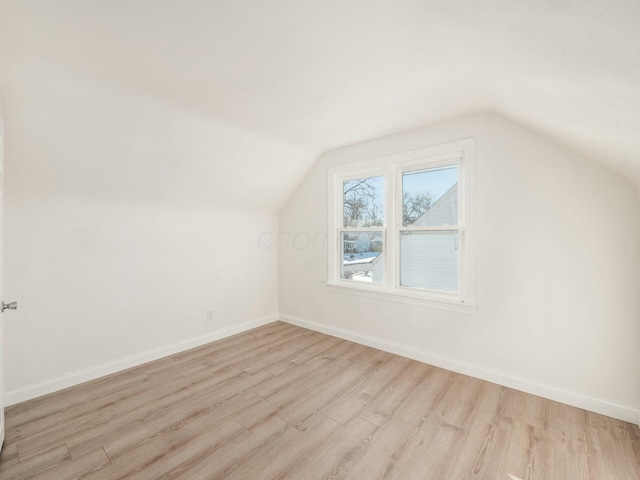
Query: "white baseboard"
280 313 639 424
4 314 278 407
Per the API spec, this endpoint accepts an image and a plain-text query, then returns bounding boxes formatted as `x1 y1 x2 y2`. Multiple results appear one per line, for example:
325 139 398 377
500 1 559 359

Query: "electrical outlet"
206 309 214 321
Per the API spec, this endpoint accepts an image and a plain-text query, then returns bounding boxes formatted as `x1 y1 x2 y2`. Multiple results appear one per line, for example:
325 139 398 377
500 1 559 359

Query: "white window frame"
337 167 386 283
327 138 476 313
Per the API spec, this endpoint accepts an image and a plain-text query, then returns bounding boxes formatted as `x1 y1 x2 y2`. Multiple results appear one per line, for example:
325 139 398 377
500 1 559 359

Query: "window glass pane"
343 176 384 228
400 231 458 292
341 232 383 283
402 165 458 227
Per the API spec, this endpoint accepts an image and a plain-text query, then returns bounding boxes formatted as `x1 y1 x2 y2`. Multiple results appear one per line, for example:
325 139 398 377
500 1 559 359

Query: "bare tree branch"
403 192 432 225
343 178 382 227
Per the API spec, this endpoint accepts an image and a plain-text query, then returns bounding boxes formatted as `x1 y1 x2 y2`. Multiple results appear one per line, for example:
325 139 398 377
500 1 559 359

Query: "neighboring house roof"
413 183 458 227
371 252 384 266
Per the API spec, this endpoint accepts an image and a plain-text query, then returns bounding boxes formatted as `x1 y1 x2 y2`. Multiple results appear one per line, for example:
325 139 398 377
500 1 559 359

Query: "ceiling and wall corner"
1 0 639 199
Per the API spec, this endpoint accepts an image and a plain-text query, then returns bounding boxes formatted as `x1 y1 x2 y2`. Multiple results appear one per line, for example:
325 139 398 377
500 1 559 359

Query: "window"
340 175 384 284
327 139 475 310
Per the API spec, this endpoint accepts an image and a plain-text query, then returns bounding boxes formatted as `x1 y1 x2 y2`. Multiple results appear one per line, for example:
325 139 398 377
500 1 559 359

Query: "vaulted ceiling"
1 0 638 209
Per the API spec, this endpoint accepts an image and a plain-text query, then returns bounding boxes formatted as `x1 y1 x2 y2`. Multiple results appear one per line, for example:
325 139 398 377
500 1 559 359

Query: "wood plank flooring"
2 321 639 479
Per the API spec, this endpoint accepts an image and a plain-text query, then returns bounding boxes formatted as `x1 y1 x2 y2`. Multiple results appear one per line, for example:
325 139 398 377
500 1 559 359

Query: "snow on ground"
343 251 381 265
348 272 374 282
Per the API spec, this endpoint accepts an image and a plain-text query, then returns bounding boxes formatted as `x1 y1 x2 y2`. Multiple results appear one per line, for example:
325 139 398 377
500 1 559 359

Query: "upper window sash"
395 157 462 225
338 169 386 230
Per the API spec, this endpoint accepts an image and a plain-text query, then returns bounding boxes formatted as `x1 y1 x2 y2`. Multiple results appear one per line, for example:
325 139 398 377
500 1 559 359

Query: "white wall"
0 46 314 404
279 113 640 421
4 198 278 399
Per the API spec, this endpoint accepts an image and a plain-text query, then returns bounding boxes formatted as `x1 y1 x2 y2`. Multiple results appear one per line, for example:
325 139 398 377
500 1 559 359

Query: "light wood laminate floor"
1 321 639 479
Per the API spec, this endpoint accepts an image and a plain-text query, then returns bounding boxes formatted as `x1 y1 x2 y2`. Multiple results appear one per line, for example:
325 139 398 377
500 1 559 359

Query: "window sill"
326 282 477 314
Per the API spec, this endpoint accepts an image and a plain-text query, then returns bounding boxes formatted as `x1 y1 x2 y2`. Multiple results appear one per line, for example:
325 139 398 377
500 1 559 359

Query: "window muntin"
402 165 458 227
343 176 384 228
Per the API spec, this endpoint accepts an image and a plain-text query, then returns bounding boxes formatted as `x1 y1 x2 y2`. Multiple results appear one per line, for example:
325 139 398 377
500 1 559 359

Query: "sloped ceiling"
1 0 638 210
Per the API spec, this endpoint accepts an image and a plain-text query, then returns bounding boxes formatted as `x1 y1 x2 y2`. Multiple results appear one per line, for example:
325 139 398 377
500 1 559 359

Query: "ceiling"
1 0 639 208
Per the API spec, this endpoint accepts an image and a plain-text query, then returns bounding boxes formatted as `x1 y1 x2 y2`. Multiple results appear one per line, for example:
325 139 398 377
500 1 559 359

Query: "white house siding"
400 233 458 291
401 183 459 291
413 183 458 227
372 254 384 282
